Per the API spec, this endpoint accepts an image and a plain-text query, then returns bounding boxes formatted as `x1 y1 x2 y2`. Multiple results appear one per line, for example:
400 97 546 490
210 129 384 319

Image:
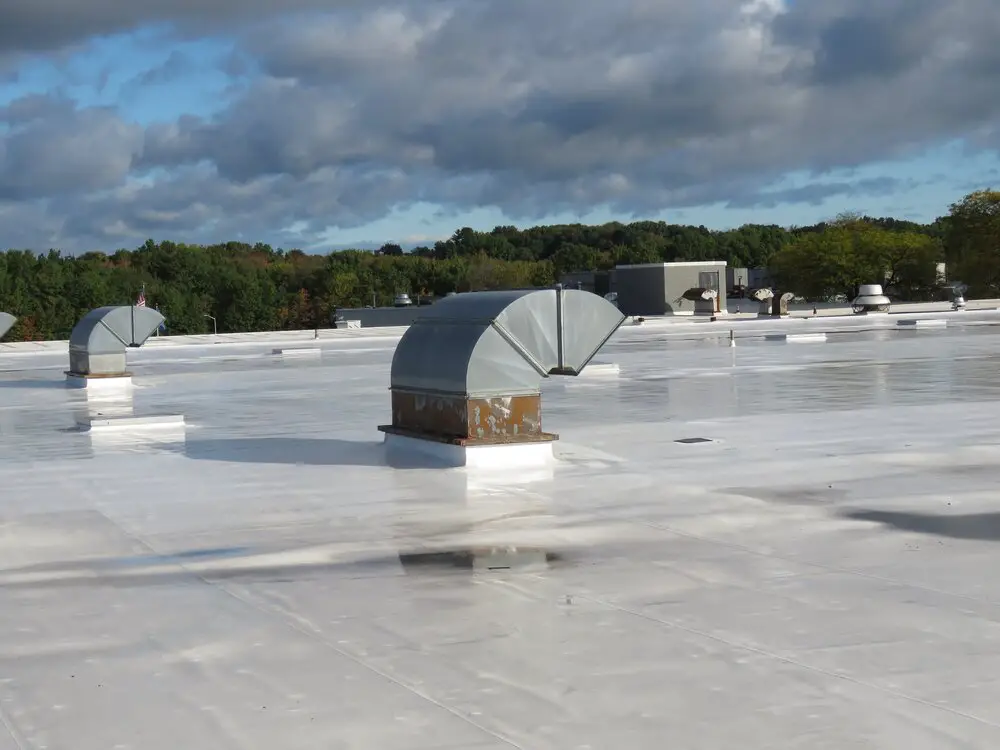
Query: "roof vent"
751 288 793 317
773 291 794 317
378 288 625 461
951 283 968 311
852 284 890 314
0 312 16 340
67 306 165 378
681 287 718 315
751 287 773 317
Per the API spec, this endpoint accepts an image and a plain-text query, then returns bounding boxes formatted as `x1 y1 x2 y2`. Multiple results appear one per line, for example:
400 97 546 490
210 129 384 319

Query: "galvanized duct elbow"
0 313 16 341
68 306 165 376
681 287 719 315
381 288 625 443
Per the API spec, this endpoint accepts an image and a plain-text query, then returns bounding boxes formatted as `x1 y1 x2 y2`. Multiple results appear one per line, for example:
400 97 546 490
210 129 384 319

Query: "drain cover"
675 437 712 444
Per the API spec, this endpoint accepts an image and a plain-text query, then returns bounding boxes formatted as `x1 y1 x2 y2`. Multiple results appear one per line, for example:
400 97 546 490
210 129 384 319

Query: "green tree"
944 189 1000 296
770 217 939 301
0 206 962 341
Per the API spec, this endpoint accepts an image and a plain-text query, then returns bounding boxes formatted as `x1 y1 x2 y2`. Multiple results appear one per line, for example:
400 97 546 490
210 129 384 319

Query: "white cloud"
0 0 998 250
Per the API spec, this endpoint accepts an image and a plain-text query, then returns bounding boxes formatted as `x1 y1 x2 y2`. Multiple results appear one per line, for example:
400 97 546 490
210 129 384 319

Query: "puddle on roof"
843 509 1000 542
0 544 568 590
110 546 251 567
728 486 850 506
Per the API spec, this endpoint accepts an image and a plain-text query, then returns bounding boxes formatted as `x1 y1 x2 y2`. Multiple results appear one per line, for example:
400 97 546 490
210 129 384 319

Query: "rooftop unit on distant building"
613 261 727 316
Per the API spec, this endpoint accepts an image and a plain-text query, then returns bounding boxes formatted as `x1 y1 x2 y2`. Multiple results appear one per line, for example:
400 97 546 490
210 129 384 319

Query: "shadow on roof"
0 547 569 589
0 378 69 389
842 508 1000 542
182 436 449 469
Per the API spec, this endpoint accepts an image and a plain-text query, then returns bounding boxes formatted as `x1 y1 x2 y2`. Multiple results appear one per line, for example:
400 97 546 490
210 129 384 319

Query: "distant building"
558 271 612 297
612 261 727 316
749 268 773 290
332 305 428 328
727 267 772 296
727 267 748 296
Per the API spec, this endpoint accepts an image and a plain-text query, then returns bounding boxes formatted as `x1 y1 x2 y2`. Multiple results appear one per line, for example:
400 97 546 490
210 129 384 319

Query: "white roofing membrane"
3 311 1000 748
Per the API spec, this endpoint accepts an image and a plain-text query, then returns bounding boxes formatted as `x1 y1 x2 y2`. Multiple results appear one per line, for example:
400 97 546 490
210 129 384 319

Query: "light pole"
203 314 217 335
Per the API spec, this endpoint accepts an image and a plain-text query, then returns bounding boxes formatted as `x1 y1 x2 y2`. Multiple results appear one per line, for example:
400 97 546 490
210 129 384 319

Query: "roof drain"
0 313 16 341
66 306 165 390
379 288 626 467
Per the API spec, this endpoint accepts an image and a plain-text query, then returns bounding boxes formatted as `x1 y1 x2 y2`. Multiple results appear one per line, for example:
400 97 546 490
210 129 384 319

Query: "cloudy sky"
0 0 997 252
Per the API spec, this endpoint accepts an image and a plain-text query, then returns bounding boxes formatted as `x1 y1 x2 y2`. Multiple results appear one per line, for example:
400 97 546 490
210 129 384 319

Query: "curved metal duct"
68 306 165 376
0 313 16 341
773 291 794 317
681 287 718 315
381 288 625 442
751 288 773 317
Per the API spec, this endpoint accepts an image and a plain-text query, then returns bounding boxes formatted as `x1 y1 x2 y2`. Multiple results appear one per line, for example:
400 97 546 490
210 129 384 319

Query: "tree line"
0 190 997 341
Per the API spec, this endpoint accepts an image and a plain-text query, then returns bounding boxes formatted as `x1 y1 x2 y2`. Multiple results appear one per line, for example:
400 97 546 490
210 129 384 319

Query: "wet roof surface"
3 315 1000 748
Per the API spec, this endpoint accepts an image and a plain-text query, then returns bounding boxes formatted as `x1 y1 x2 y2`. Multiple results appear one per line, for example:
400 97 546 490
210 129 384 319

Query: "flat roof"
616 260 727 269
3 310 1000 747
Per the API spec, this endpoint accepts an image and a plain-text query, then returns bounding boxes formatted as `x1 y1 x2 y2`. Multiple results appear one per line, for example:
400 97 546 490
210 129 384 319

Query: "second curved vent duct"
68 306 165 377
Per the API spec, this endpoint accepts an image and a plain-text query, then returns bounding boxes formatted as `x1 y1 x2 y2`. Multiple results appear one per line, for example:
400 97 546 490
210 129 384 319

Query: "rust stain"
388 390 543 441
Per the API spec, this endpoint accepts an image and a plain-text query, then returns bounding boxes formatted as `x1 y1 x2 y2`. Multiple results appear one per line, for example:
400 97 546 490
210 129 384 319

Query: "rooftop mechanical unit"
67 305 165 379
378 287 625 460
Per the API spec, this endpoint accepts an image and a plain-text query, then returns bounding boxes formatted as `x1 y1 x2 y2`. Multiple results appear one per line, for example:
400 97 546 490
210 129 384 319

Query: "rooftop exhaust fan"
851 284 890 314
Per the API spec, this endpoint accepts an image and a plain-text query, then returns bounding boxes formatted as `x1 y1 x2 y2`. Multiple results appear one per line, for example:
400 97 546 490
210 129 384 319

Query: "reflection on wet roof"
3 313 1000 747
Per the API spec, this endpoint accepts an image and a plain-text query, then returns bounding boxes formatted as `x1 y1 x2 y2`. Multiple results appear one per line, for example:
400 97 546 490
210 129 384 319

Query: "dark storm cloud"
0 0 377 55
728 177 907 210
0 95 142 201
1 0 999 251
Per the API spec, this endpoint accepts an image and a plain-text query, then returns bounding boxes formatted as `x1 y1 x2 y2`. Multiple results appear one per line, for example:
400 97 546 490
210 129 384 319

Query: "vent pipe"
379 288 625 446
68 306 165 377
0 313 16 341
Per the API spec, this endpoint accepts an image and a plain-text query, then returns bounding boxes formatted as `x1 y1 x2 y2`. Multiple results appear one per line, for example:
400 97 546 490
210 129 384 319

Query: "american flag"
136 289 146 307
